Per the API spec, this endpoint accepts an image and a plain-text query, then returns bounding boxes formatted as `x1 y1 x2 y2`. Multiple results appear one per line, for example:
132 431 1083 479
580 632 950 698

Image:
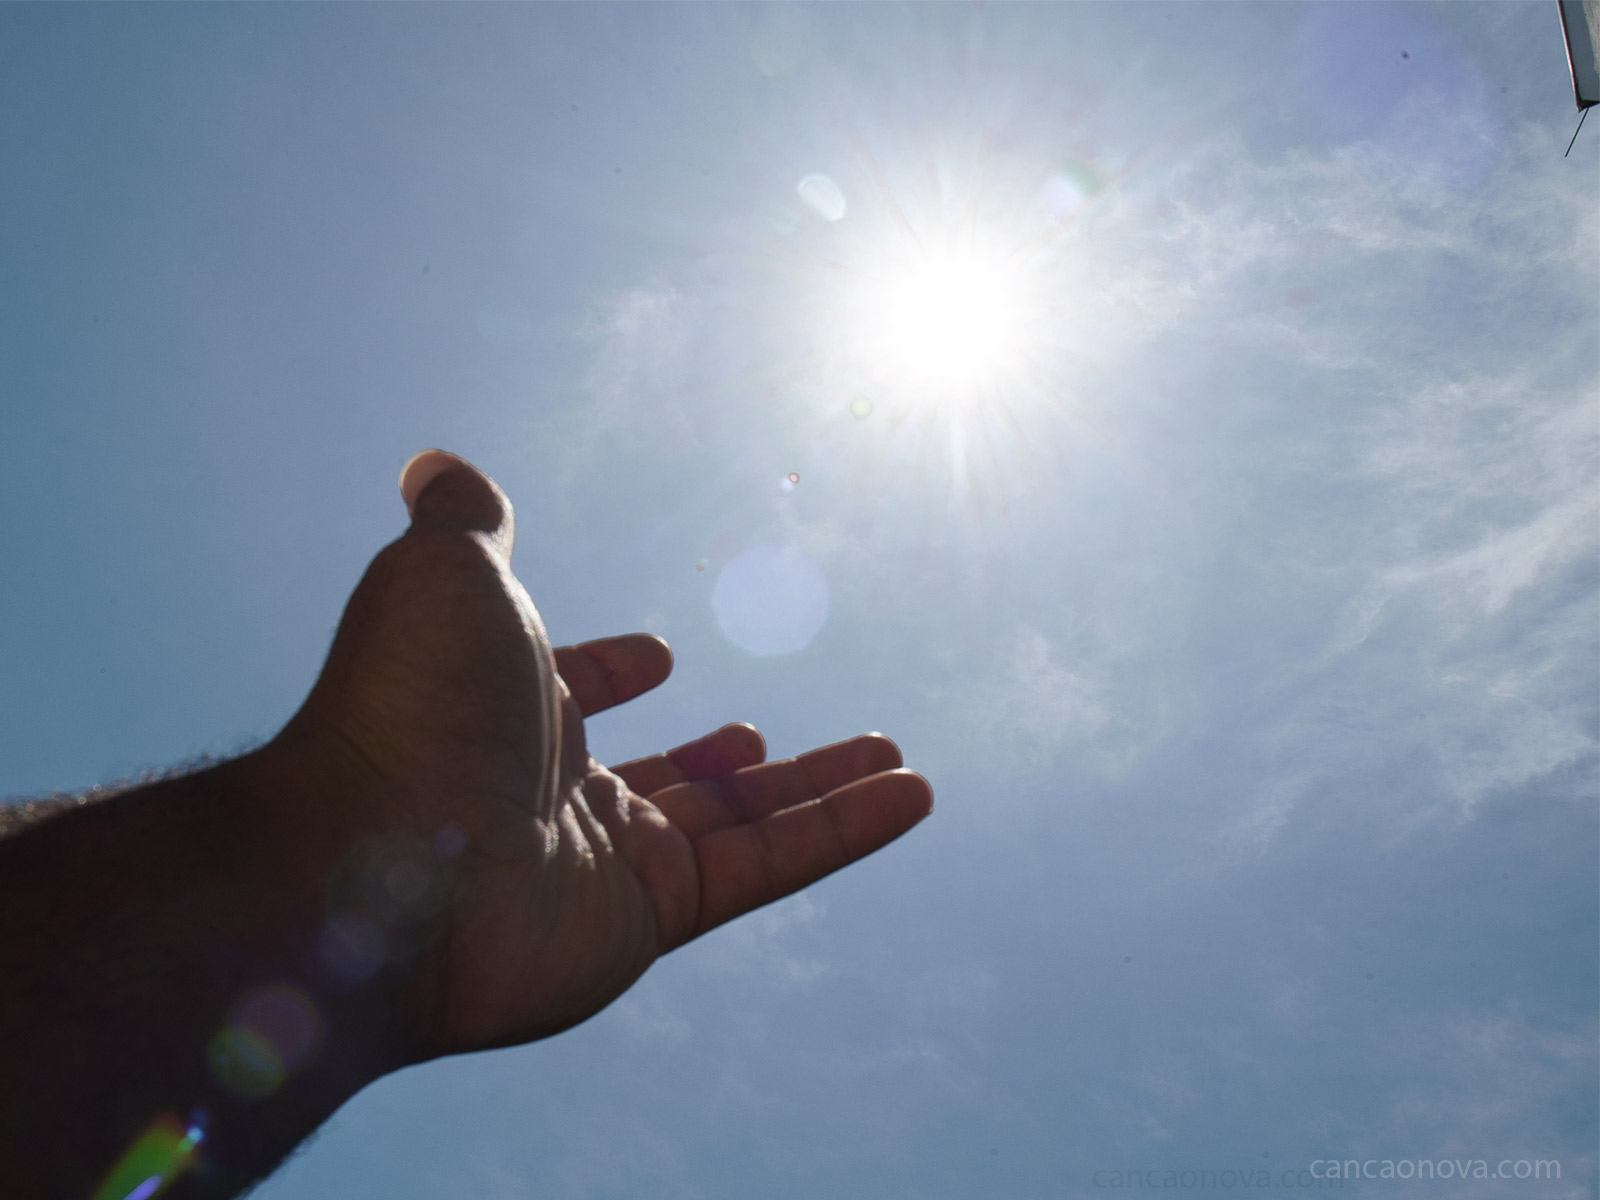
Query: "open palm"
289 451 931 1062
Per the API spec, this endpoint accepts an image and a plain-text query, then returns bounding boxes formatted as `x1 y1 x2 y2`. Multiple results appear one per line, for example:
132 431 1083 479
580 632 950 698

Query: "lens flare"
207 1026 283 1100
712 543 830 656
207 984 319 1099
798 173 847 222
90 1114 204 1200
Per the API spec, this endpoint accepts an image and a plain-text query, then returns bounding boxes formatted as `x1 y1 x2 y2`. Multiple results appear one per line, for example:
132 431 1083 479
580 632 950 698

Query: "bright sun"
851 242 1036 404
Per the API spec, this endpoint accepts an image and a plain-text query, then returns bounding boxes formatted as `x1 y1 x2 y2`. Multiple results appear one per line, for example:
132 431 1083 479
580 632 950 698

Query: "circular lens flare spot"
232 984 323 1072
711 543 829 656
207 1027 283 1099
318 914 387 986
797 173 847 222
386 858 431 905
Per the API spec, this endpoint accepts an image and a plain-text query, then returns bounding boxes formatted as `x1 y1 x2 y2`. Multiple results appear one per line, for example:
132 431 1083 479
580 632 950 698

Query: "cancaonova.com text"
1309 1158 1560 1182
1090 1158 1561 1189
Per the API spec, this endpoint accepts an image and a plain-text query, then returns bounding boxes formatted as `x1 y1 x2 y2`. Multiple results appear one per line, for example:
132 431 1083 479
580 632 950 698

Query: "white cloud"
612 988 693 1048
547 282 705 481
690 891 830 986
974 625 1109 749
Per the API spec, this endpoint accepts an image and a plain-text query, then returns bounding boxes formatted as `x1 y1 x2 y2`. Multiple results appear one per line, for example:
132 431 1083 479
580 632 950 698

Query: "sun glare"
850 242 1037 406
790 160 1084 435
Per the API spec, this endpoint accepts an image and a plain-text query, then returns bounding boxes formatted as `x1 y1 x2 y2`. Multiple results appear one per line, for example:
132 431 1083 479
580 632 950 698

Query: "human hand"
281 451 932 1062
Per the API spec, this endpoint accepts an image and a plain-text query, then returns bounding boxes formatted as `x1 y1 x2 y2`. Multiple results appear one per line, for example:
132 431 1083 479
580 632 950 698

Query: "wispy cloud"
689 890 830 987
964 625 1111 763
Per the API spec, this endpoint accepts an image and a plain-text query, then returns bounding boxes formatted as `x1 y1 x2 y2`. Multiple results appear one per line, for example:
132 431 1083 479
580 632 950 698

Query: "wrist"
0 743 436 1197
241 726 448 1077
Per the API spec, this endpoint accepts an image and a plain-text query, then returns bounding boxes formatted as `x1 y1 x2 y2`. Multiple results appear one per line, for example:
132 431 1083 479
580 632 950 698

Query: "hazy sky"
1 4 1595 1198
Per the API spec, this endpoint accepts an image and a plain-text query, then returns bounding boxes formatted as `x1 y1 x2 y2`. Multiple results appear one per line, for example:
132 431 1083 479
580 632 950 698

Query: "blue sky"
1 3 1595 1198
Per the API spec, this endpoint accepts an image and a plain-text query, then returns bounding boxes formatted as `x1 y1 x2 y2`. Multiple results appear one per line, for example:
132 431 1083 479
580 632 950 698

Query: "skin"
0 451 932 1198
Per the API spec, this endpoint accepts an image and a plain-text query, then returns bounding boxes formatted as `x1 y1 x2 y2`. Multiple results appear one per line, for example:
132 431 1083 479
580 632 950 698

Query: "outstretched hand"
286 450 932 1060
0 448 931 1200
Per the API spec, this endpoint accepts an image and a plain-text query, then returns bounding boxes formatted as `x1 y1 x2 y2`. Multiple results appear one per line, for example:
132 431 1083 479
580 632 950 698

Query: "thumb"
398 450 514 555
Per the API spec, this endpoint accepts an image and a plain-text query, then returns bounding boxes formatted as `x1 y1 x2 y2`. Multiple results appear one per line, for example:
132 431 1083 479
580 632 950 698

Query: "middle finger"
612 723 767 796
652 732 904 839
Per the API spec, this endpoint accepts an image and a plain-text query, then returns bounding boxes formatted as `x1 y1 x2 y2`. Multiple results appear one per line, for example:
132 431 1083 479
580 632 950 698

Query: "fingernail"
398 449 460 516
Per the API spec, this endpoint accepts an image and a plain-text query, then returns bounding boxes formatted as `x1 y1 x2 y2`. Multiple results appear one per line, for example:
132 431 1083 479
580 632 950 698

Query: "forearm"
0 743 425 1199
